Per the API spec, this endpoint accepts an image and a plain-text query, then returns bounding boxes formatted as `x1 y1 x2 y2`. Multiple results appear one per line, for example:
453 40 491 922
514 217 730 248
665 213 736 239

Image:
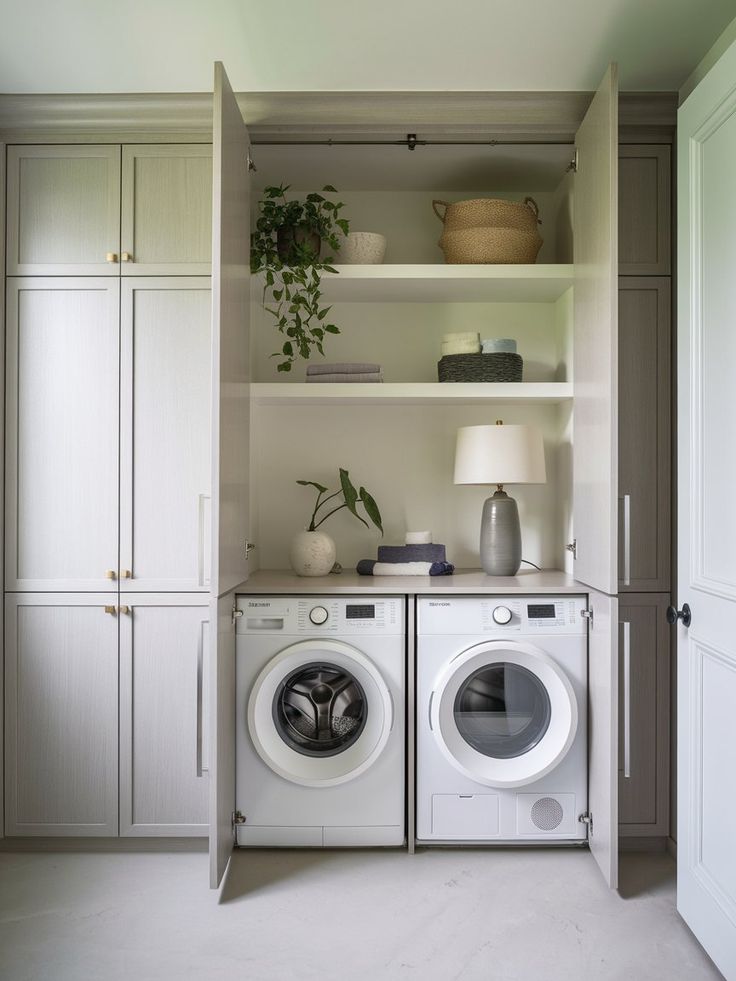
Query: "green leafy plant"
251 184 350 372
298 469 383 534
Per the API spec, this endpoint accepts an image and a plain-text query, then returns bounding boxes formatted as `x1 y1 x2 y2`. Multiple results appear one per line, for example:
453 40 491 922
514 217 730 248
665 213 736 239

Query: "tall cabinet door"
119 596 209 836
5 278 120 591
4 594 119 836
209 61 252 889
121 145 212 275
119 278 212 592
6 145 121 276
572 64 619 596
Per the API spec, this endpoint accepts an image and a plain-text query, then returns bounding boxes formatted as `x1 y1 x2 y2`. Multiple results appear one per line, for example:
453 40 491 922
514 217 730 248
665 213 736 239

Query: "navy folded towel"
356 559 454 576
377 543 447 564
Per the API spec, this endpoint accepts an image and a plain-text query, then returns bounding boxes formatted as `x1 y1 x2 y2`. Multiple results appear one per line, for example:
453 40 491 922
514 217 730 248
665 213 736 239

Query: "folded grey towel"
307 362 381 375
377 544 446 563
357 559 454 577
306 373 383 383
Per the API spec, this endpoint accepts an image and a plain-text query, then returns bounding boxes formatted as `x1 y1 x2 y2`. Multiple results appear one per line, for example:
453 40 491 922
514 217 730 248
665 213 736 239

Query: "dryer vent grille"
530 796 564 831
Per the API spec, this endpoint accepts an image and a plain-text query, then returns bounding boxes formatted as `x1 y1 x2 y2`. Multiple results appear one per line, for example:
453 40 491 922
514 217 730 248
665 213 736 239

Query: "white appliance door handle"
387 686 395 732
428 691 435 731
622 620 631 779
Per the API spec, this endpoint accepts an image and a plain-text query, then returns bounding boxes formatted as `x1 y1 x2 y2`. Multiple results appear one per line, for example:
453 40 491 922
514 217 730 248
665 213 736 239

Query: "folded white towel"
441 341 481 356
306 372 383 383
442 331 480 343
306 362 381 375
406 530 432 544
372 561 433 576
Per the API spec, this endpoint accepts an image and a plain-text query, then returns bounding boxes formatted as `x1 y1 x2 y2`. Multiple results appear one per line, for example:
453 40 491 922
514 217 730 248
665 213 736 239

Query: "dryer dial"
309 606 329 626
492 605 513 625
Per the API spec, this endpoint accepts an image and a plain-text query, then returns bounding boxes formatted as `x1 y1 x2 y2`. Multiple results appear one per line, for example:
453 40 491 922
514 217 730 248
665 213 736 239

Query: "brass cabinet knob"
104 605 116 615
121 252 133 262
105 569 116 580
105 252 119 263
119 605 131 615
121 569 132 579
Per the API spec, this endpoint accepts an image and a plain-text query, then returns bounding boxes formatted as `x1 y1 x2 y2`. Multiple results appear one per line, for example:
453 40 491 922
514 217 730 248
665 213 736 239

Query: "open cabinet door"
676 36 736 979
587 590 619 888
209 61 251 889
572 64 619 596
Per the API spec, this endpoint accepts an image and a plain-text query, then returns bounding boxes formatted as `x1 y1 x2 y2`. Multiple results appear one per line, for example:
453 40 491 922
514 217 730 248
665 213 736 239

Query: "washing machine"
235 595 405 847
417 594 587 843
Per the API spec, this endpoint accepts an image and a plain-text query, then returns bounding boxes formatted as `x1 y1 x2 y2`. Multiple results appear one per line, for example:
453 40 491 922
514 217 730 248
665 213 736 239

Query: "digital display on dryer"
527 604 556 619
346 604 375 619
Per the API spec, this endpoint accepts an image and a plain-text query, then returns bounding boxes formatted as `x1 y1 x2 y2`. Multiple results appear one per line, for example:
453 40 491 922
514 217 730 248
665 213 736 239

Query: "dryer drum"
273 662 368 758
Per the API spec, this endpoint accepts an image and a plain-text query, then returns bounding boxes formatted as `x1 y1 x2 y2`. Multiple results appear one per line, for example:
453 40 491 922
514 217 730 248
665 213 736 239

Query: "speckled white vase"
289 530 336 577
339 232 387 264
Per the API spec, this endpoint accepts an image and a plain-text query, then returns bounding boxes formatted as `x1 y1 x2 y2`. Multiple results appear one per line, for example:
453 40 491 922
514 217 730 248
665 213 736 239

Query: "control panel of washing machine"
234 596 404 635
418 595 588 635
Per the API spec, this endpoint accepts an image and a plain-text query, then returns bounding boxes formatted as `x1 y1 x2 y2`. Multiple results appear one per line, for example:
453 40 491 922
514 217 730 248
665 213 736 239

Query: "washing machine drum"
248 639 394 787
431 640 578 788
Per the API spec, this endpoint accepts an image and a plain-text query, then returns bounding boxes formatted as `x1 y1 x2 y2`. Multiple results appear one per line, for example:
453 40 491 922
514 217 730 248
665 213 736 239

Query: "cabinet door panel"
121 145 212 275
119 279 211 591
618 279 671 591
4 594 119 836
618 595 670 835
6 145 121 276
5 279 119 591
119 597 209 836
619 145 671 275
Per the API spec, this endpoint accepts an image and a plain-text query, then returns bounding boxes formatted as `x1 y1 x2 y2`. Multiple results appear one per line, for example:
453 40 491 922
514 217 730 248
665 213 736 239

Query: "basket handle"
432 200 450 222
524 197 542 224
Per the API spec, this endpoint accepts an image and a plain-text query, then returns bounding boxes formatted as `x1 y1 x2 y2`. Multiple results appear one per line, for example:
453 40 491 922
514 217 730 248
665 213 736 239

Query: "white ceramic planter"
289 530 337 577
339 232 387 264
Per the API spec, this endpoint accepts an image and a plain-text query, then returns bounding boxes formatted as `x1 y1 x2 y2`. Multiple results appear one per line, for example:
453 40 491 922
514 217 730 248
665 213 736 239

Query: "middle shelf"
251 382 573 405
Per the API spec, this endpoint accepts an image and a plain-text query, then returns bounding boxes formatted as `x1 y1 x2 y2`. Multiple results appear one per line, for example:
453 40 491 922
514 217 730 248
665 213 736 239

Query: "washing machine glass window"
453 663 551 760
273 662 367 758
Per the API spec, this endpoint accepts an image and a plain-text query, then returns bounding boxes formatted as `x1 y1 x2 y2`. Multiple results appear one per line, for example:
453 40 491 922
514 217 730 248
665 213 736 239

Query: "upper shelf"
251 264 574 303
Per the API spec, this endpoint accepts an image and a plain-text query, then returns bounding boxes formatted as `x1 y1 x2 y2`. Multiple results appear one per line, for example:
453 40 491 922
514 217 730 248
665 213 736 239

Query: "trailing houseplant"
251 184 350 372
290 468 383 577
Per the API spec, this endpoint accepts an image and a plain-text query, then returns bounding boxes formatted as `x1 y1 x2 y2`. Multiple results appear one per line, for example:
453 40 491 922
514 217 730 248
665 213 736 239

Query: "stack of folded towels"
357 531 454 576
306 362 383 383
441 331 481 356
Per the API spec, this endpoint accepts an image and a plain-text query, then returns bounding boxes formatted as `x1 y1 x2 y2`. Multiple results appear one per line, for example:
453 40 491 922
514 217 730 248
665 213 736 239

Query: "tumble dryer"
417 595 587 843
235 595 405 847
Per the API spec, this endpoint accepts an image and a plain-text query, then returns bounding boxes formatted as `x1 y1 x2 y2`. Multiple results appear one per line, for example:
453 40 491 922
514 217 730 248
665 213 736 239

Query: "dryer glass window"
453 663 551 759
273 662 367 757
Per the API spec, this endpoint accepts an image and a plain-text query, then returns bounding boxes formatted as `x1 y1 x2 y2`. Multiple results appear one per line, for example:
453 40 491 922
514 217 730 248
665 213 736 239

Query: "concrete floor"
0 846 722 981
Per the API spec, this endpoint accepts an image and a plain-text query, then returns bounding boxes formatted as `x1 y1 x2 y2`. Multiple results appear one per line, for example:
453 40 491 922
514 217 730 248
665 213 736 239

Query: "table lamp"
454 420 547 576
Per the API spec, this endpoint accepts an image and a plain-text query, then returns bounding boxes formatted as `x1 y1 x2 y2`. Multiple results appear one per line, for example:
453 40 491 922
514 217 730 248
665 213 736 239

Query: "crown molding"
0 90 677 141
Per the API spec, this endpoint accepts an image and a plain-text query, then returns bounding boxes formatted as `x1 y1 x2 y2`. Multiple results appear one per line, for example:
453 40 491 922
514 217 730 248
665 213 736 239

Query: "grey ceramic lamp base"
480 490 522 576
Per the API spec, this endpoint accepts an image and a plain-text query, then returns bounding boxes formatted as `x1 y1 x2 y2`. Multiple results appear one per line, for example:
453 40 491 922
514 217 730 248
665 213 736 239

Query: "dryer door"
431 640 578 788
248 639 394 787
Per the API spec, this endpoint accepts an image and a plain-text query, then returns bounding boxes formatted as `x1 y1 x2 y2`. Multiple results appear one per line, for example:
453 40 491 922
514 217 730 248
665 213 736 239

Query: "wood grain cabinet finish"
618 277 671 592
4 594 119 836
618 595 670 835
4 278 120 592
618 144 671 275
6 145 121 276
119 597 209 836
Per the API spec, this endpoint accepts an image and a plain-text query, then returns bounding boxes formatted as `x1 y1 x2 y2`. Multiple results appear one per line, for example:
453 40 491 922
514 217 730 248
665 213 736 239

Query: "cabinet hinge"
581 608 594 625
578 811 593 835
244 541 256 559
246 154 256 173
231 810 246 833
232 605 244 627
567 148 579 173
565 540 577 559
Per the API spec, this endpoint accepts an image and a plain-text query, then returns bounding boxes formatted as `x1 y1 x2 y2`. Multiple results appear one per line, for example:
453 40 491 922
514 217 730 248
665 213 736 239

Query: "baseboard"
619 836 668 852
0 837 208 853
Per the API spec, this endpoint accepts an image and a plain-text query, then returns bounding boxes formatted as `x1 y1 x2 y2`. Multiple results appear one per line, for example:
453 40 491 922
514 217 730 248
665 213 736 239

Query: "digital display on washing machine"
527 604 556 619
346 604 375 619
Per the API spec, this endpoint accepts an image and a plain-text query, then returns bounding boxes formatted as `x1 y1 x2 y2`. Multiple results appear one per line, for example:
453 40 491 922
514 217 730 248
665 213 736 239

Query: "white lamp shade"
454 424 546 485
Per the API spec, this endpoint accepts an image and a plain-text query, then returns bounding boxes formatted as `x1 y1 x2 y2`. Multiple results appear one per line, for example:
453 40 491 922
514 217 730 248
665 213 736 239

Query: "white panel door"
119 595 209 836
119 278 211 592
4 593 119 836
587 590 619 888
572 65 619 595
677 37 736 979
6 145 121 276
209 61 252 889
5 278 120 591
121 145 212 276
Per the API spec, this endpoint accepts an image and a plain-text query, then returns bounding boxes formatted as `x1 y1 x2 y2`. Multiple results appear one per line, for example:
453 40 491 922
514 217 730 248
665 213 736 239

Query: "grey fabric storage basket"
437 351 523 382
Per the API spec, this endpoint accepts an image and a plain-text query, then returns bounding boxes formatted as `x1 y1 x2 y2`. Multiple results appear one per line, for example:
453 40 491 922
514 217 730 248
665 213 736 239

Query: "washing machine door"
248 639 394 787
430 640 578 788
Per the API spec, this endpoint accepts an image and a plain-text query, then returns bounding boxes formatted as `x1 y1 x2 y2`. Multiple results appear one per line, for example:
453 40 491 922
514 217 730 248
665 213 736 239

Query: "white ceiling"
0 0 734 95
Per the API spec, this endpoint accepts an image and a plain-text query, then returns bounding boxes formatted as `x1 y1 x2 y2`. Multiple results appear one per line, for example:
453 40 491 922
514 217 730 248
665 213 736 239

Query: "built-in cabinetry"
3 143 213 836
617 144 673 840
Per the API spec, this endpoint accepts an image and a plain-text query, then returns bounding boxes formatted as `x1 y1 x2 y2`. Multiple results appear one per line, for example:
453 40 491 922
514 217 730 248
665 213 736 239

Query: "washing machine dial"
492 605 513 625
309 605 329 626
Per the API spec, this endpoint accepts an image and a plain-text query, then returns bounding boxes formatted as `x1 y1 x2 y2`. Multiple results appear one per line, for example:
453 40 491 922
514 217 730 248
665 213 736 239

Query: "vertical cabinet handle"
621 621 631 779
196 623 205 777
621 494 631 586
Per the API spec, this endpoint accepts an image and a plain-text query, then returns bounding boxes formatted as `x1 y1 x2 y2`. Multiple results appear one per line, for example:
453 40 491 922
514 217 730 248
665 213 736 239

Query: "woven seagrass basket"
432 197 540 230
437 352 523 383
439 227 543 265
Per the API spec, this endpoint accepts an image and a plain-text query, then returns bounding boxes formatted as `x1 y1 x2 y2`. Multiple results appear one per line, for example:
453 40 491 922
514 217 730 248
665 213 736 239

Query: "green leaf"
317 306 332 320
359 487 383 534
336 219 350 236
339 468 359 515
322 264 338 275
322 184 337 193
324 324 340 334
296 480 329 493
277 361 291 372
282 341 293 356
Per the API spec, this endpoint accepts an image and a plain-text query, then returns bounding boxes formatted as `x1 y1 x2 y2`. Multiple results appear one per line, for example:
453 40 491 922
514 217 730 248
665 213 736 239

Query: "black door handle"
666 604 691 628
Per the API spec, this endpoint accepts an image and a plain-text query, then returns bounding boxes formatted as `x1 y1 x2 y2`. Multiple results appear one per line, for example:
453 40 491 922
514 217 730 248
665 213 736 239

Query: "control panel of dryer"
417 595 587 635
235 596 404 636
